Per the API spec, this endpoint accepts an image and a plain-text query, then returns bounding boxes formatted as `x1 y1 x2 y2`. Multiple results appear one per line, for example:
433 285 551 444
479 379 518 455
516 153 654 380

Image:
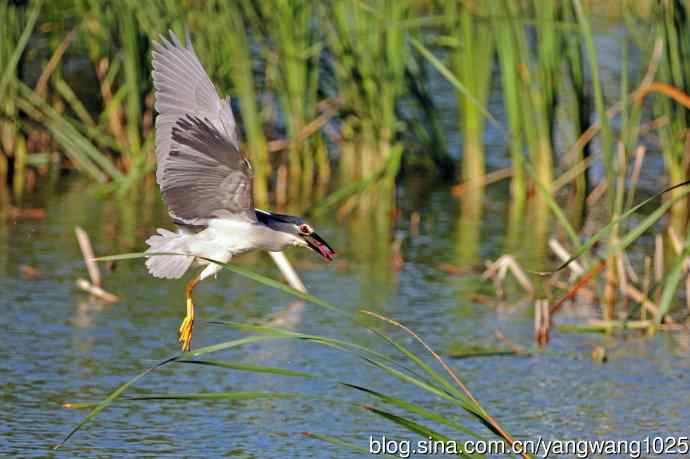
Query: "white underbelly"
187 219 257 280
188 218 252 258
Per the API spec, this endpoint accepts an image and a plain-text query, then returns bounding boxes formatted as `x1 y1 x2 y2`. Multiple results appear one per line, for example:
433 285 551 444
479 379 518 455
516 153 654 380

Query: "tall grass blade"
95 252 342 313
58 335 282 446
410 38 499 129
176 359 314 378
573 0 614 209
364 406 481 458
656 227 690 322
367 327 476 410
342 383 483 440
0 0 41 100
127 391 301 401
55 355 177 449
209 321 437 386
526 163 583 255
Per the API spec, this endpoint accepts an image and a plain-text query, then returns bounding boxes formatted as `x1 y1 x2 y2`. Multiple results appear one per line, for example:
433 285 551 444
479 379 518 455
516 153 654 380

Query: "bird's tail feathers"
145 229 194 279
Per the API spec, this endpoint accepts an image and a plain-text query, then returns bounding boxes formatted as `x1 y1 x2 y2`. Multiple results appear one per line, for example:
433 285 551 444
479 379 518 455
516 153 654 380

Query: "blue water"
2 175 690 458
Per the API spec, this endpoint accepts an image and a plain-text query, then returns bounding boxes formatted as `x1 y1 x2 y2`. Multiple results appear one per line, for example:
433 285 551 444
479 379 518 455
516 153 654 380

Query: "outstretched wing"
163 115 254 223
152 31 254 224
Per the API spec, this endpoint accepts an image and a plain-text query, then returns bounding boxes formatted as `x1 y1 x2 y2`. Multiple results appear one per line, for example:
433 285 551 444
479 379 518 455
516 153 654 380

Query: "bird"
145 31 336 352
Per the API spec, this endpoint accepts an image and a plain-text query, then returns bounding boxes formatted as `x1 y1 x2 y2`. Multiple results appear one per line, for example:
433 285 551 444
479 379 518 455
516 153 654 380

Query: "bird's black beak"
304 232 336 261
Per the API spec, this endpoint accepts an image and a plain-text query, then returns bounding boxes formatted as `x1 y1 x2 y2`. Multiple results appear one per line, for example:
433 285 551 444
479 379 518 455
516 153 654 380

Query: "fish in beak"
304 232 336 261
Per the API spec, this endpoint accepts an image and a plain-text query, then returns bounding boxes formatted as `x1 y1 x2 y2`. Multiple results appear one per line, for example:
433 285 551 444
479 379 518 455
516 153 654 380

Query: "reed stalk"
0 0 42 201
654 1 689 238
489 1 560 265
323 0 408 215
562 0 591 231
491 1 525 218
250 0 323 209
445 2 494 191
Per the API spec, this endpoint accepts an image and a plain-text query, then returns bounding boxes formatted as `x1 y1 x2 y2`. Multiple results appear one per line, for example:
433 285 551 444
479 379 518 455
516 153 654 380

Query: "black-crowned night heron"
145 31 336 351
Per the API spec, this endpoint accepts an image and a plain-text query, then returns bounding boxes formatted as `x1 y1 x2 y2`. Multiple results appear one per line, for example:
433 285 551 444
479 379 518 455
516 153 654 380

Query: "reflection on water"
2 177 689 458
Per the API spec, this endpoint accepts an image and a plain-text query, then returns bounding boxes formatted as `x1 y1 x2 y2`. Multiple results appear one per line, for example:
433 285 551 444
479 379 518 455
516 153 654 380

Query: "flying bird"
146 31 335 351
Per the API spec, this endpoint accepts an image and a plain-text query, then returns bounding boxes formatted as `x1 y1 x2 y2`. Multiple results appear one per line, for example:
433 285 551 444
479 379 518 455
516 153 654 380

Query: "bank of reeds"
2 0 690 333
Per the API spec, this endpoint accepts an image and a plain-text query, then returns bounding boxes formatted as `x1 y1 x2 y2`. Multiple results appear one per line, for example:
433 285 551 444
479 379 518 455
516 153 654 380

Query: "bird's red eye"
299 224 312 235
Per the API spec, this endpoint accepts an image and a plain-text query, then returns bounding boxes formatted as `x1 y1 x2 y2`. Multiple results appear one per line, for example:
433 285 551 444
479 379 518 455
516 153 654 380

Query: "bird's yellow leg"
178 274 200 352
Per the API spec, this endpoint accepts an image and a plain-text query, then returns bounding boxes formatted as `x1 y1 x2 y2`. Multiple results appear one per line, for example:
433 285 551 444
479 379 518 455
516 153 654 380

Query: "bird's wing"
162 115 255 223
152 31 255 224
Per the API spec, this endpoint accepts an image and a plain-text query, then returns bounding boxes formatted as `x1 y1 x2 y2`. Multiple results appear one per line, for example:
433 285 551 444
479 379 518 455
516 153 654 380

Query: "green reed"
653 1 689 237
480 1 565 266
71 0 152 180
445 2 494 191
0 0 41 200
324 0 407 217
247 0 326 209
491 0 525 224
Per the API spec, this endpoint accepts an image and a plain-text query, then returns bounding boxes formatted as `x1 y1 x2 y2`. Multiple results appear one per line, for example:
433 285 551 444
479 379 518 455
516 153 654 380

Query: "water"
2 175 690 459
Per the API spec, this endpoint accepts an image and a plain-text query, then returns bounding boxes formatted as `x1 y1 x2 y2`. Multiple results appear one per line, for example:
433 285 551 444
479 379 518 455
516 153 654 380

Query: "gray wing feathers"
152 30 254 224
152 31 239 185
163 116 254 222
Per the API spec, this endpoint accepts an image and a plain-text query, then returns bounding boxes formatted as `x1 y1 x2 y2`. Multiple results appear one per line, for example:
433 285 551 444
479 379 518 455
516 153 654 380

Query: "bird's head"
258 211 336 260
292 221 336 261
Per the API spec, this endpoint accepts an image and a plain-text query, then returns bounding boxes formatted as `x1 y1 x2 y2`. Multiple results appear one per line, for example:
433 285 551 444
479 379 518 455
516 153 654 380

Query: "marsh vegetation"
3 0 690 456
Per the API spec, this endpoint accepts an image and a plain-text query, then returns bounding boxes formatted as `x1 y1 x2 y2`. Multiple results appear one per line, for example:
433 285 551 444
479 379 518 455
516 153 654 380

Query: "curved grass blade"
195 323 491 441
360 312 525 456
93 254 481 407
98 247 512 420
93 254 459 393
342 383 483 441
368 327 476 409
364 406 484 459
210 320 439 390
127 391 301 401
58 335 285 447
176 359 314 378
55 355 177 449
608 187 690 260
526 163 583 254
95 252 343 315
185 334 283 358
656 228 690 322
209 321 482 418
360 354 479 416
410 37 500 130
0 0 42 100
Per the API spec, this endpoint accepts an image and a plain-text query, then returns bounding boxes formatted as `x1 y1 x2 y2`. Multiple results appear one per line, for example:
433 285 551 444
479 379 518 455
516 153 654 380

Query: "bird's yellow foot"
178 297 195 352
179 276 199 352
178 314 194 351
